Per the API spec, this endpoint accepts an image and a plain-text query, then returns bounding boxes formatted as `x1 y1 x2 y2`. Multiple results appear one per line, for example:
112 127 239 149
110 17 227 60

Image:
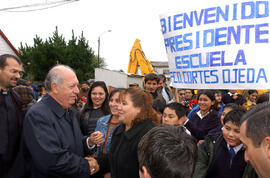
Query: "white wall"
0 35 17 56
95 68 143 88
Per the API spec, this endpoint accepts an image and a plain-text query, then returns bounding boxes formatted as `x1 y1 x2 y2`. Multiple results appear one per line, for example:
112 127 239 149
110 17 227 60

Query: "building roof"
0 29 18 55
151 61 168 67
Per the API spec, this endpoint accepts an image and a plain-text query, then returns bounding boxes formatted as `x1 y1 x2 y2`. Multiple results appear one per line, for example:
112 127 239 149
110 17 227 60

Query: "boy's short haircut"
223 103 240 110
152 98 166 114
144 73 159 83
223 108 245 127
165 102 187 119
138 125 198 178
241 102 270 147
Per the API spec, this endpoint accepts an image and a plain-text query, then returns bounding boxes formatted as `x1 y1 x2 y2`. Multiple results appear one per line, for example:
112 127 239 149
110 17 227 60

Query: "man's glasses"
9 69 24 77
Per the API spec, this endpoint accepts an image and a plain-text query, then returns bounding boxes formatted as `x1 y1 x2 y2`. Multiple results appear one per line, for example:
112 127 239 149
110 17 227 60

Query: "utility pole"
97 30 111 67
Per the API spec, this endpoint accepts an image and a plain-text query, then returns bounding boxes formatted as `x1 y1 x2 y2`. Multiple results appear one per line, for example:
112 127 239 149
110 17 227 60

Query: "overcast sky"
1 0 210 71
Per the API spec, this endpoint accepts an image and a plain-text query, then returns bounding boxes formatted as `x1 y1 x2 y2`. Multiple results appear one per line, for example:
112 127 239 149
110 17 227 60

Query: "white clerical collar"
0 88 9 95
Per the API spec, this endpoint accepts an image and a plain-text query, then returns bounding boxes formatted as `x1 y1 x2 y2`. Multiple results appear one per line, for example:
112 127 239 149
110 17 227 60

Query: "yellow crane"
127 39 154 75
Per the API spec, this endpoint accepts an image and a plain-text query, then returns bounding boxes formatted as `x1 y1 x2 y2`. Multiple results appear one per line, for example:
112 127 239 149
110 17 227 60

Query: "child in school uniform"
193 108 257 178
162 102 191 135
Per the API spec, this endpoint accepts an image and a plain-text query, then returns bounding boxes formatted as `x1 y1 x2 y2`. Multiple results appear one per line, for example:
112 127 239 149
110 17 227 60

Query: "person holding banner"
182 90 221 141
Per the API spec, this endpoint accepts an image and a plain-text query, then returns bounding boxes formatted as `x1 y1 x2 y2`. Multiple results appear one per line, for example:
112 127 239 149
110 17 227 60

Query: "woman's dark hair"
109 88 125 101
213 90 222 95
248 90 258 95
196 90 216 111
212 90 223 111
197 90 215 101
82 81 110 115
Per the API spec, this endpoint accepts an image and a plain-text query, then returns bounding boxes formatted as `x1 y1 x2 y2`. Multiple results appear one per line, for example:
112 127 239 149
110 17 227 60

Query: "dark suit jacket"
10 94 92 178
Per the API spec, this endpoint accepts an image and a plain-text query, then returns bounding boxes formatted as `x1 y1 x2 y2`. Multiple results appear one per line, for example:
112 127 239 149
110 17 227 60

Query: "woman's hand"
88 131 104 146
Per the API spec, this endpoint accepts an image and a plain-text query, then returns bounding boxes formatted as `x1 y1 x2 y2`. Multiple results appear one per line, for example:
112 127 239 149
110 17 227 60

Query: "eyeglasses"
9 69 24 77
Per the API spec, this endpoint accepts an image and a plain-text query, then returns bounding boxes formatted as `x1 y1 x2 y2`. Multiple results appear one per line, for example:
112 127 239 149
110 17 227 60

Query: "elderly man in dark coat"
10 65 102 178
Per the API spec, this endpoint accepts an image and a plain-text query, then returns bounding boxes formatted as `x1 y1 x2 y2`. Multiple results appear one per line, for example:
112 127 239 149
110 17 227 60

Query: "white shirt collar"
196 110 210 120
228 92 238 96
227 144 243 154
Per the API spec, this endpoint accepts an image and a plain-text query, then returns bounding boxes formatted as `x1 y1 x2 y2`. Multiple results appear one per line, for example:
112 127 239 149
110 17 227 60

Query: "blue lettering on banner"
247 68 255 83
163 1 270 88
164 23 269 53
255 23 269 43
160 1 269 35
170 68 268 85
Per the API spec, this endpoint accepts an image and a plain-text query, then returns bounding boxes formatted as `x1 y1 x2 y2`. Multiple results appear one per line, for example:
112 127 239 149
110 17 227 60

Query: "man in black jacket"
0 54 24 178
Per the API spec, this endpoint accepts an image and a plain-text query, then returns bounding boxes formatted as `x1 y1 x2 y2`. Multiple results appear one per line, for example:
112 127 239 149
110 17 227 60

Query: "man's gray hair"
44 64 75 91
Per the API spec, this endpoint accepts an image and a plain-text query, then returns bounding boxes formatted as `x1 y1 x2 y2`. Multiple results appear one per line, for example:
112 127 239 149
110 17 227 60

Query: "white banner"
160 0 270 89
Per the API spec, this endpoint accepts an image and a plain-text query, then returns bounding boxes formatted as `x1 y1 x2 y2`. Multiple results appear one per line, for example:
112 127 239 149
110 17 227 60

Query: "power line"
0 0 79 12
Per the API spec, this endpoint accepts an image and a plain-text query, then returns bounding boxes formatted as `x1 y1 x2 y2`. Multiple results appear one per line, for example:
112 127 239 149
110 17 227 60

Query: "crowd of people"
0 53 270 178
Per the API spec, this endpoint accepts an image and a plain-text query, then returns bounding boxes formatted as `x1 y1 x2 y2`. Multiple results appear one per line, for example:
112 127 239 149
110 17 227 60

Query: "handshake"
85 156 99 175
86 131 104 175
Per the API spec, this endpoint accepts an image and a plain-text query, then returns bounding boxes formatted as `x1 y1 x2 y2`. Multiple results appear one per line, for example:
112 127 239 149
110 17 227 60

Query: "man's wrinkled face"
0 57 22 90
53 70 79 109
